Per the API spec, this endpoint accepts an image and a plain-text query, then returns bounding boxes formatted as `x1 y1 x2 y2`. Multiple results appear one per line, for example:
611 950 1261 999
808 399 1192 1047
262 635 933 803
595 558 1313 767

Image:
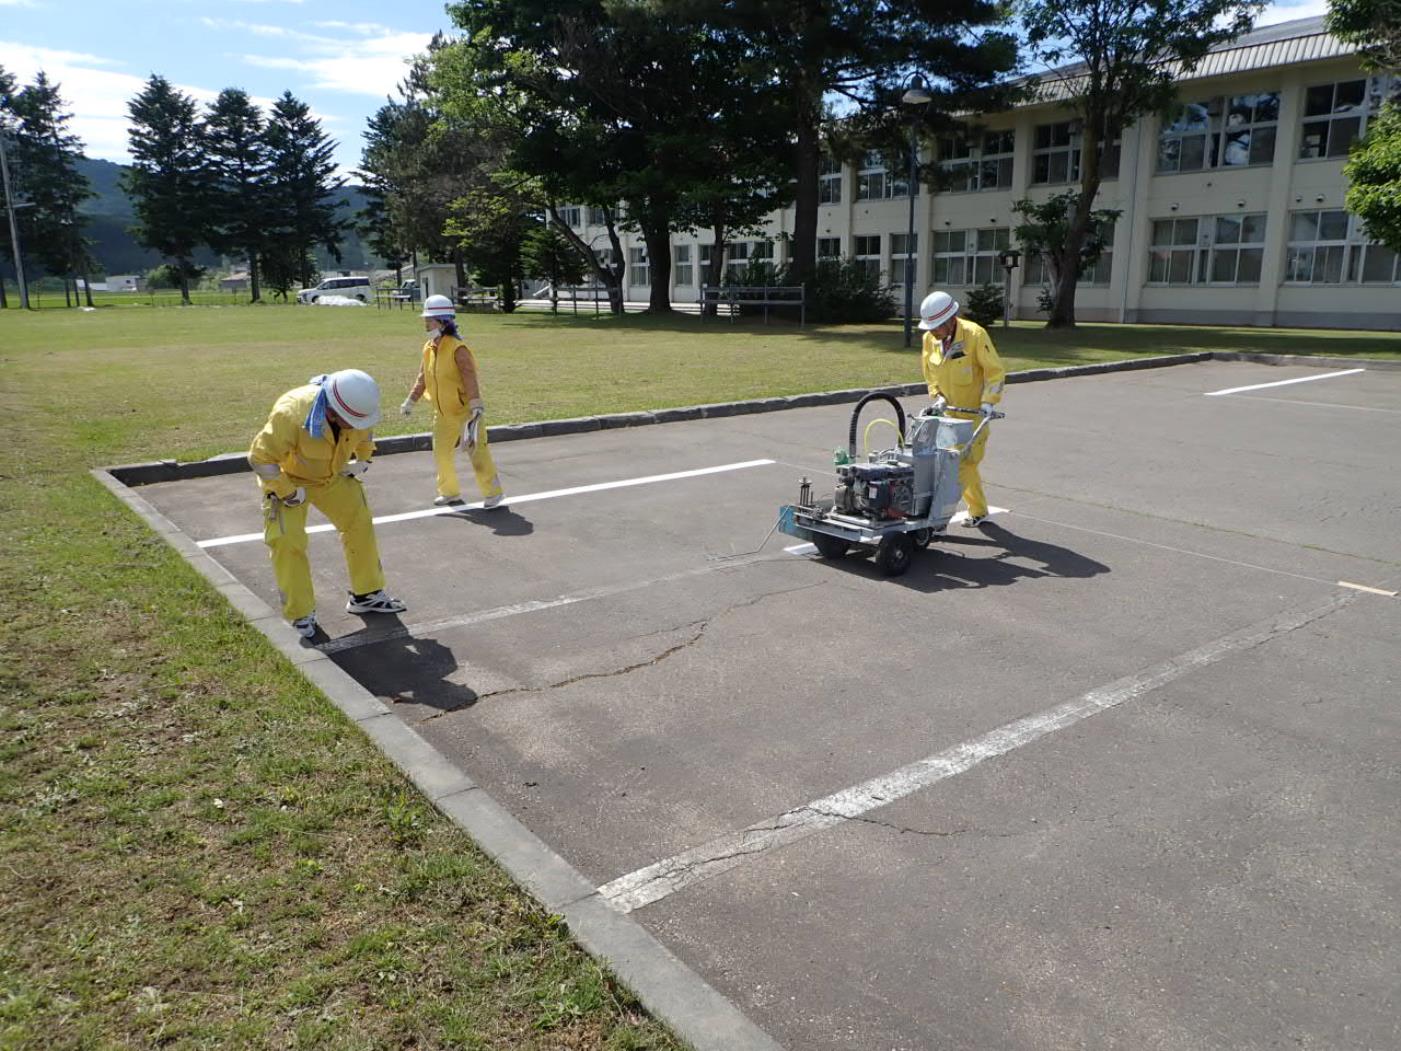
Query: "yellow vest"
920 318 1007 416
421 334 481 414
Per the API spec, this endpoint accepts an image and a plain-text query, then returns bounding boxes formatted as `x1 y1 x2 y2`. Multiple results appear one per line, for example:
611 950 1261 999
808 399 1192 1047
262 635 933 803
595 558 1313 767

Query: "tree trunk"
545 204 625 316
499 279 516 313
64 279 73 308
1047 118 1104 329
703 220 727 318
452 247 467 296
179 265 191 306
641 214 673 314
81 272 93 307
789 85 821 286
249 252 262 303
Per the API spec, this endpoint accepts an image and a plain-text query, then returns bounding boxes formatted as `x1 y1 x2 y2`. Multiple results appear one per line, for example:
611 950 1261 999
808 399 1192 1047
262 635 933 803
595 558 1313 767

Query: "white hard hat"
322 369 382 429
917 290 959 331
421 294 455 319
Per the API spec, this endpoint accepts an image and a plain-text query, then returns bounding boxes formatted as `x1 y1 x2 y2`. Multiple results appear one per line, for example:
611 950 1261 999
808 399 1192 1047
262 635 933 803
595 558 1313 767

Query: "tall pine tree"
262 91 347 291
205 88 269 302
12 73 94 306
125 75 209 304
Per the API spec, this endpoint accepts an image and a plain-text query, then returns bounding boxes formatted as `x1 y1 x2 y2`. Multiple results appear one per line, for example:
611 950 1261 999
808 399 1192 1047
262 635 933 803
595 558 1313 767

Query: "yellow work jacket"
921 317 1007 417
248 384 375 497
421 334 483 416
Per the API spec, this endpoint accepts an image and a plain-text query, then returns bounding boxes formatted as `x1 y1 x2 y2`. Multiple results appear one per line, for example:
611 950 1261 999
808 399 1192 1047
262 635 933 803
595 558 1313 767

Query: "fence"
1 287 254 310
699 284 806 326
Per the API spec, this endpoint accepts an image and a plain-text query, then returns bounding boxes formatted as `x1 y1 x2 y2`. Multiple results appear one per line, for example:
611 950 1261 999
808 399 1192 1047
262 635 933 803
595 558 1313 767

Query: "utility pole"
0 129 30 310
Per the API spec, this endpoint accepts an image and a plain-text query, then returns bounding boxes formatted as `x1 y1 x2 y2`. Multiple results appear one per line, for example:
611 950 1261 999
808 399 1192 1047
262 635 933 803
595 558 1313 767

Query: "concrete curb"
90 467 783 1051
108 347 1380 487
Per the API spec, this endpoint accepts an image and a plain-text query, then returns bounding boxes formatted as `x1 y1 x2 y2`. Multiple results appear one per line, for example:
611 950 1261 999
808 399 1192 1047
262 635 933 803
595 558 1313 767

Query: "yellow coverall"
248 384 386 620
921 317 1007 519
410 334 503 502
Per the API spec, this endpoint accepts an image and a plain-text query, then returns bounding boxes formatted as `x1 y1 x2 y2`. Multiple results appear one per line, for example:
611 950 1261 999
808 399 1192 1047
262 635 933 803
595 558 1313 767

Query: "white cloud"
0 40 286 163
1259 0 1332 24
233 25 430 97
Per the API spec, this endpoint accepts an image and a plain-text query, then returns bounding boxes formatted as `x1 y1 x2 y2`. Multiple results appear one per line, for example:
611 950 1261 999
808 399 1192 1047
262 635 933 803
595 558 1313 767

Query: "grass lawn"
2 304 1398 1048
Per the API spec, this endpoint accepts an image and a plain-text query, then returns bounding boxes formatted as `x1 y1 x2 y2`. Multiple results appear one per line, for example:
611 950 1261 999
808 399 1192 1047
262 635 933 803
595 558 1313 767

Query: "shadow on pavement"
330 632 479 714
447 506 534 537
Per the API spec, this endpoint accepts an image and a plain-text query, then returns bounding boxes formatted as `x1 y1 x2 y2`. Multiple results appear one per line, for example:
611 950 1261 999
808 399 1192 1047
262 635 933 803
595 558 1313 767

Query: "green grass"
1 304 1398 1049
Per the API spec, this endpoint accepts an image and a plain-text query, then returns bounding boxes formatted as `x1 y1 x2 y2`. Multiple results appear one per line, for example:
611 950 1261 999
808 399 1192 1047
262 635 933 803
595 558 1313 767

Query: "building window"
891 232 917 288
1147 214 1267 285
1299 77 1394 160
724 241 749 281
817 237 842 259
854 234 882 282
1283 210 1396 284
819 155 843 204
751 240 774 262
587 206 607 226
558 206 582 228
628 245 649 286
1158 94 1279 173
1032 121 1080 184
930 228 1009 287
939 129 1014 192
856 151 889 201
673 244 693 286
1025 221 1116 287
931 230 968 286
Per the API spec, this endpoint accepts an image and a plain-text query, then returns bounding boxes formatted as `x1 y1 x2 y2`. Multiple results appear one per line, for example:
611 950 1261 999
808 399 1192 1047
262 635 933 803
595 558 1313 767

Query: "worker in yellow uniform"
917 290 1006 527
400 294 505 509
248 368 406 639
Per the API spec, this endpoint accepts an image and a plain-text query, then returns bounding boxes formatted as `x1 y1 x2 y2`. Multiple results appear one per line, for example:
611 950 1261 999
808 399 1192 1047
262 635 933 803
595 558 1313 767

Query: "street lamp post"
999 249 1021 328
0 128 31 311
901 75 932 349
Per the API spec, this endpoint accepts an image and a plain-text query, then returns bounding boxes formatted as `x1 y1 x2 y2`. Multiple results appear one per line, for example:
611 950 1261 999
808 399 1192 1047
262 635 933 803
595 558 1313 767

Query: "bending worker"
917 290 1006 527
248 369 407 639
400 295 505 509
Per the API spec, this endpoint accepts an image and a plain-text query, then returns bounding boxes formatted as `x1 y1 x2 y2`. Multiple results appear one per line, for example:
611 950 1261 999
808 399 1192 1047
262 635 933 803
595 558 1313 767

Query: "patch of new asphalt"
114 357 1401 1050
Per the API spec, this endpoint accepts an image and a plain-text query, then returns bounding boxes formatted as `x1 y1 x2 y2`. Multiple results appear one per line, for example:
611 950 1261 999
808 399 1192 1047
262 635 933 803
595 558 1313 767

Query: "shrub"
962 283 1004 327
792 258 895 323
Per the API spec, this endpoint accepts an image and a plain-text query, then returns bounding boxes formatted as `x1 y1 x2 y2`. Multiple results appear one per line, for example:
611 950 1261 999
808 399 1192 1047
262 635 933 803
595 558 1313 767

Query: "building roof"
1027 16 1353 105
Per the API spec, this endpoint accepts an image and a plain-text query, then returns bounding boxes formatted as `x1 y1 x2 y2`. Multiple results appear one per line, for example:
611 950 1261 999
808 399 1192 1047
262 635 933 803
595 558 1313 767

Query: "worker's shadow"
330 632 479 714
834 520 1109 593
448 505 534 537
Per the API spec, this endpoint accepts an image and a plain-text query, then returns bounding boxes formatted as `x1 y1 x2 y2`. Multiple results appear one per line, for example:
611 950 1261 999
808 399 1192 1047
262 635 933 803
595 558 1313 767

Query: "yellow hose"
863 417 903 457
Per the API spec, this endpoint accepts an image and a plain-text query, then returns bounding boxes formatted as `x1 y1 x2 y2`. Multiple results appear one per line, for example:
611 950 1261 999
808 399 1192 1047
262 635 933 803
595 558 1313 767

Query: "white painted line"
1338 580 1398 597
1204 368 1364 397
597 591 1354 914
318 553 776 655
197 459 776 549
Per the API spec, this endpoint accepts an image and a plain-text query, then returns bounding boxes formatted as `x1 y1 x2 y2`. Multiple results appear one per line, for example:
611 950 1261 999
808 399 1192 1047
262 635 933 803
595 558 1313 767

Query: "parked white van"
297 275 373 304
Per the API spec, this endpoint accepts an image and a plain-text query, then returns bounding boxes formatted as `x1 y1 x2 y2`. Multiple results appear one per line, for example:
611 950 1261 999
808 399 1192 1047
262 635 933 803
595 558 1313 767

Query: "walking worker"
917 290 1006 527
400 294 505 509
248 368 407 639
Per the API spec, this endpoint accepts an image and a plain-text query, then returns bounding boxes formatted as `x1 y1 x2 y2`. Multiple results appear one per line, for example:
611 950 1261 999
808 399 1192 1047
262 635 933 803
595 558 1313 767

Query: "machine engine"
835 461 916 518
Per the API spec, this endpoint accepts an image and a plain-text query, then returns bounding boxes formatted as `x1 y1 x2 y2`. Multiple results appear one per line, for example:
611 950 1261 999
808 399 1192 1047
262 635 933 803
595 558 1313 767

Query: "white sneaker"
292 614 318 639
433 495 464 507
345 590 407 615
482 493 505 510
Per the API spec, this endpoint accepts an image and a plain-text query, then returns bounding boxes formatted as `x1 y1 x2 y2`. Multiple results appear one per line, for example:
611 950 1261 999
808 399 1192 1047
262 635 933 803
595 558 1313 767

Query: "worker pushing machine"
917 290 1007 527
248 368 407 639
400 294 505 509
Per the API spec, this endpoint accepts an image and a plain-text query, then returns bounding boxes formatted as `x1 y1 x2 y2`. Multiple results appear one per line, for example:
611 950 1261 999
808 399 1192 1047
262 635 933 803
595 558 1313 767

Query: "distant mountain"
73 156 382 277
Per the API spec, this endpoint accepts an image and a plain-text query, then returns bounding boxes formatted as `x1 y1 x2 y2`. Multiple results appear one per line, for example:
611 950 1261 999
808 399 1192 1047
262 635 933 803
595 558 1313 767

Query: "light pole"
901 75 931 348
0 127 31 310
999 248 1020 328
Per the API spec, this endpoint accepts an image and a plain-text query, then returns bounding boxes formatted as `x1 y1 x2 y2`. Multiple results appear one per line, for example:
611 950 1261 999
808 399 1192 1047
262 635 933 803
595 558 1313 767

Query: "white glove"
400 398 415 416
342 460 370 478
930 396 947 415
280 487 306 507
980 402 996 418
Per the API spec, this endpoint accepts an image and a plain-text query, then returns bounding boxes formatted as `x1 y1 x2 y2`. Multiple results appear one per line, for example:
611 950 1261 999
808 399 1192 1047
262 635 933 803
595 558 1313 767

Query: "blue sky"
1 0 1332 181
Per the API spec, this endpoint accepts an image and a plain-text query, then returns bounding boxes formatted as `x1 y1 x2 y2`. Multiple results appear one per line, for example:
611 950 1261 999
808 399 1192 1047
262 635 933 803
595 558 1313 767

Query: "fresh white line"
597 591 1354 914
197 459 776 548
318 553 776 655
1204 368 1364 397
1338 580 1398 597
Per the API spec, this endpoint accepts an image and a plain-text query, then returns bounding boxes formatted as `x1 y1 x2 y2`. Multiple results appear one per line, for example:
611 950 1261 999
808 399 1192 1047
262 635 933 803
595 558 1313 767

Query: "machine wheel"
811 532 850 560
875 533 915 577
912 528 933 549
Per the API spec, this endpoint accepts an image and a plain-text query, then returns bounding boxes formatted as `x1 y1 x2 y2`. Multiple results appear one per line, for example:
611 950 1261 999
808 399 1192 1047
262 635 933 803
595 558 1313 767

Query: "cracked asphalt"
138 360 1401 1051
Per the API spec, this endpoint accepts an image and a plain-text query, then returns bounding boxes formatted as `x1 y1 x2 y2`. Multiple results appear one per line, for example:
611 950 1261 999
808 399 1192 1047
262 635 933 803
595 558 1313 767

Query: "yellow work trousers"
262 475 385 620
433 411 503 501
958 425 991 519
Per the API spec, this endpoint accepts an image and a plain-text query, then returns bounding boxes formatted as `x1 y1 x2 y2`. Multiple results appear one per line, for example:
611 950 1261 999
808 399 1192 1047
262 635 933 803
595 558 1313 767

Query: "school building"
560 17 1399 330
